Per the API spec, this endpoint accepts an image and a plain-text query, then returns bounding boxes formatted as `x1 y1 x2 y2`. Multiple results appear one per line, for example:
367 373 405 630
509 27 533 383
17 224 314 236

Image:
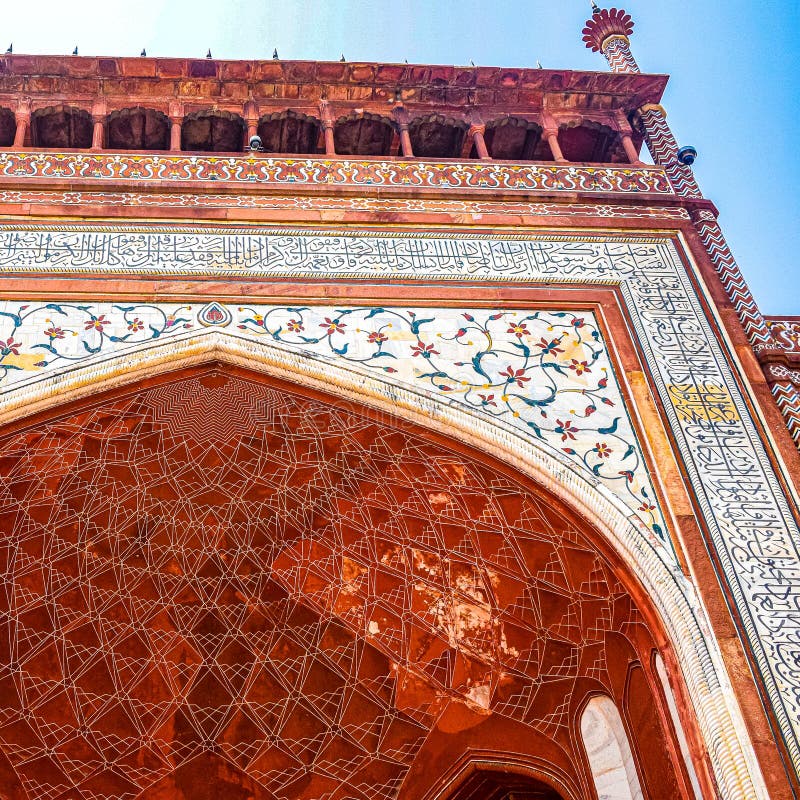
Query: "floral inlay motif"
0 301 665 543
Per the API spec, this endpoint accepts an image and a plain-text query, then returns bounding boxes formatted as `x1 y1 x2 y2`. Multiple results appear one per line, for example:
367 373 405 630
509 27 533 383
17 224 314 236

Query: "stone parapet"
0 151 673 196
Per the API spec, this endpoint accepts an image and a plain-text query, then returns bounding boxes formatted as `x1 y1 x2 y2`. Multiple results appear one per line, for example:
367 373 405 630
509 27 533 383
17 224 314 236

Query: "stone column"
90 101 106 151
689 207 775 347
245 119 258 150
13 100 30 148
767 366 800 446
319 102 336 156
90 117 105 151
169 102 183 153
322 121 335 155
632 104 702 198
398 122 413 158
469 125 490 160
582 7 701 197
244 101 258 151
615 111 642 165
543 128 566 163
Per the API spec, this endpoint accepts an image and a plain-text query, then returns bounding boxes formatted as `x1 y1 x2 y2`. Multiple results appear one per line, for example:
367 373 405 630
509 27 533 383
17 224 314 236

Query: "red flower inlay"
555 419 578 442
1 337 21 356
535 337 564 356
84 315 109 332
569 359 591 375
594 442 612 459
500 366 530 386
411 340 439 358
320 318 345 335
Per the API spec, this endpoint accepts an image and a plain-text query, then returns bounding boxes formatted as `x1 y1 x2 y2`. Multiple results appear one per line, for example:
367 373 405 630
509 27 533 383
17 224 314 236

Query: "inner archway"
0 365 692 800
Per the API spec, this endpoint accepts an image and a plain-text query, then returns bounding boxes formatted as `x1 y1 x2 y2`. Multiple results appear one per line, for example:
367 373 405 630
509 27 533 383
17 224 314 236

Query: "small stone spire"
581 6 639 75
580 2 774 360
581 6 634 54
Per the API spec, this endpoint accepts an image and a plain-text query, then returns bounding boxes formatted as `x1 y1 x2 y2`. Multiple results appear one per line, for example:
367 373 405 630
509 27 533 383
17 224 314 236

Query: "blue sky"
4 1 799 314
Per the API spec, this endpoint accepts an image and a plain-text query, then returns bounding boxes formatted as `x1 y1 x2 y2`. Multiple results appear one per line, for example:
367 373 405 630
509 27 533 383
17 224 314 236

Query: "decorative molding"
690 209 774 347
0 151 674 195
0 188 692 220
772 380 800 445
770 364 800 383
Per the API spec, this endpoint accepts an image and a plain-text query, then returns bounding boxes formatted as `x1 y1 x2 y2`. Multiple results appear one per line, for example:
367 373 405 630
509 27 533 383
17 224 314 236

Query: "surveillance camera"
248 135 263 152
677 145 697 166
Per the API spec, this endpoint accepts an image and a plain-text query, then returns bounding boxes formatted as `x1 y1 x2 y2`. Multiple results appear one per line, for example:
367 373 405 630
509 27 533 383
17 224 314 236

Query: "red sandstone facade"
0 7 797 800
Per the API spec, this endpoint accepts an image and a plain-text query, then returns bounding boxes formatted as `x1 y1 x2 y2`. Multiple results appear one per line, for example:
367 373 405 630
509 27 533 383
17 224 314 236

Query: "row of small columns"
9 99 643 163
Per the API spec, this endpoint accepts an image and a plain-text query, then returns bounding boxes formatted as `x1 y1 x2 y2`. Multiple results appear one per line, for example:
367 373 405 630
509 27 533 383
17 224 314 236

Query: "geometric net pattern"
0 370 656 800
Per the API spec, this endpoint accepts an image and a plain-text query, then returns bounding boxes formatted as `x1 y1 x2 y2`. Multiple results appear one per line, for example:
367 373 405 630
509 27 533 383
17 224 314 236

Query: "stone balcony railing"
0 150 673 197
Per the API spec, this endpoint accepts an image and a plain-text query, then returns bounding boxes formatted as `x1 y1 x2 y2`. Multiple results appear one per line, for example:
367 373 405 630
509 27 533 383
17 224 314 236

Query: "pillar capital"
613 109 634 132
243 100 258 121
637 103 667 119
318 102 336 155
581 6 634 53
319 101 335 129
467 124 490 160
13 99 31 148
15 98 31 119
168 100 184 121
391 106 410 127
543 128 567 163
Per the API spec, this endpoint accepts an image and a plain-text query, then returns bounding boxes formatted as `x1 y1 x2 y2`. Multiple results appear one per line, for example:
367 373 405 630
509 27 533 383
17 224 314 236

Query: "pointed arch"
581 695 644 800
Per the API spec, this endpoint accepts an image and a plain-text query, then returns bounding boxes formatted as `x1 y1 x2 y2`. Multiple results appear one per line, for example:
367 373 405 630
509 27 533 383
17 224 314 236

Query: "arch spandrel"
0 343 766 800
0 302 668 550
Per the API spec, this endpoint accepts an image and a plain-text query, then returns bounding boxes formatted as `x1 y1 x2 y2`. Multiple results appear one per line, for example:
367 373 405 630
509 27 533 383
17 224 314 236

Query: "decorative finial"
470 60 475 66
340 53 346 62
536 60 542 69
72 46 78 56
5 44 11 55
206 49 212 59
582 6 634 52
591 0 601 14
140 48 146 57
273 48 279 59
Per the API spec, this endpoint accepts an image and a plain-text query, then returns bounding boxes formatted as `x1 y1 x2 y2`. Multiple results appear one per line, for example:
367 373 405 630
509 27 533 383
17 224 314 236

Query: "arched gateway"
0 364 692 800
1 4 799 799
